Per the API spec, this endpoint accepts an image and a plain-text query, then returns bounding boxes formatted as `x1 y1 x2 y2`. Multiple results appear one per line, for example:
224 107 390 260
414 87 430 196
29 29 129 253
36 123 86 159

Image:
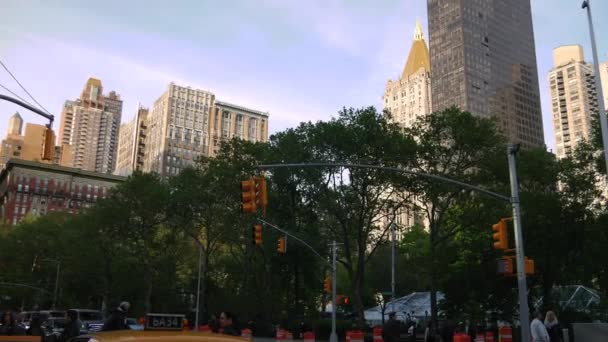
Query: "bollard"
484 331 494 342
241 328 253 341
498 327 512 342
304 331 315 342
350 330 364 342
276 328 287 342
373 327 383 342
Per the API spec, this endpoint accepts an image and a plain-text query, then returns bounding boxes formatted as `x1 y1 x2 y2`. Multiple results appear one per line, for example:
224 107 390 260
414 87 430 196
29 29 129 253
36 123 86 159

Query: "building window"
222 111 230 138
249 118 258 142
236 115 244 139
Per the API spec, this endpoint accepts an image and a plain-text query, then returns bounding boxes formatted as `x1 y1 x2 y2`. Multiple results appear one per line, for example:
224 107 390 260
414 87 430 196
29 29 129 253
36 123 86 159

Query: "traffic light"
323 277 331 293
42 127 55 161
277 237 286 253
492 219 508 249
252 224 263 246
241 178 257 213
253 176 268 214
497 257 513 275
525 257 535 275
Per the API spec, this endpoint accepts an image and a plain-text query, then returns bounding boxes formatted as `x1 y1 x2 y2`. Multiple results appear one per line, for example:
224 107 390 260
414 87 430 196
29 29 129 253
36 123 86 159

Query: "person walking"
27 312 45 338
60 310 82 342
219 312 239 336
544 311 563 342
102 301 130 331
381 312 401 342
531 311 550 342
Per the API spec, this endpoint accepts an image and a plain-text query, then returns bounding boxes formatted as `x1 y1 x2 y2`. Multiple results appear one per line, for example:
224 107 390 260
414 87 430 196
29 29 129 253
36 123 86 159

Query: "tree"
403 107 507 327
268 107 417 320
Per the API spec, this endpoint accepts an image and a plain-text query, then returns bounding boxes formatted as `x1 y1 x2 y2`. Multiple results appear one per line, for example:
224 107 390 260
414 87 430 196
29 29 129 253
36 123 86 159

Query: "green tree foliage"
0 105 606 329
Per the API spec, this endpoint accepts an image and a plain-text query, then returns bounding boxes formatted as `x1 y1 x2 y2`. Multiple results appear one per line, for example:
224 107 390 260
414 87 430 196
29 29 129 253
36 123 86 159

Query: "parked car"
126 317 144 331
43 317 88 342
68 309 105 332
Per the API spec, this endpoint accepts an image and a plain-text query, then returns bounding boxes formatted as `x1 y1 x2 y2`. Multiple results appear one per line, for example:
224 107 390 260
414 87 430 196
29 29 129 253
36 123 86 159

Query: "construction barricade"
373 327 383 342
498 327 512 342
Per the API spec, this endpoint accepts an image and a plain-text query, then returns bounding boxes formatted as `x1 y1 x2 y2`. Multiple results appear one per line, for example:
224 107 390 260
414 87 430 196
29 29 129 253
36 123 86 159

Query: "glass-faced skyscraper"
428 0 545 147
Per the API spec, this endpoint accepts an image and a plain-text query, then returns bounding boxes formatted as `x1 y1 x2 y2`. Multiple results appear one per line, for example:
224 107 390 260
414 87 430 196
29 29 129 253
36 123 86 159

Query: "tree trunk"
144 269 153 312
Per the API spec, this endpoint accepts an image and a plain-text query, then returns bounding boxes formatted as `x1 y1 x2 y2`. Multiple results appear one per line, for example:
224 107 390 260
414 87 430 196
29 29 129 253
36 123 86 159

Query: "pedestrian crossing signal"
277 237 286 253
323 277 331 293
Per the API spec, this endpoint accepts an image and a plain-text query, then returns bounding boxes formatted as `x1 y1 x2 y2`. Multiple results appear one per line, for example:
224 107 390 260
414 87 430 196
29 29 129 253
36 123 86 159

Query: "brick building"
0 159 125 226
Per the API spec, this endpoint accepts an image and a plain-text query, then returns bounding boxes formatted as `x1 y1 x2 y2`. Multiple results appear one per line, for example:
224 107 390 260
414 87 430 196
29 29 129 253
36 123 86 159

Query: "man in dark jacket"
60 310 82 342
382 312 401 342
102 302 130 331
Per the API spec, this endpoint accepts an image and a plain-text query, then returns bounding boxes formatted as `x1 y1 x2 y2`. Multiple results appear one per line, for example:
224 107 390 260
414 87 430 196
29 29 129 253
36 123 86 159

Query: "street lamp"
582 0 608 173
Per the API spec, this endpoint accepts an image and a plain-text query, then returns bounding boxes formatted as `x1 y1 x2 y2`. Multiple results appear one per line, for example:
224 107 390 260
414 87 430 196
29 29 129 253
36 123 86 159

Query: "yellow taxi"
70 314 249 342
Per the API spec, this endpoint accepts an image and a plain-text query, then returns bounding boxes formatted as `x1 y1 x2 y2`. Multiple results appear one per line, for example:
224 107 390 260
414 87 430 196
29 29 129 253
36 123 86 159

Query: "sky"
0 0 607 153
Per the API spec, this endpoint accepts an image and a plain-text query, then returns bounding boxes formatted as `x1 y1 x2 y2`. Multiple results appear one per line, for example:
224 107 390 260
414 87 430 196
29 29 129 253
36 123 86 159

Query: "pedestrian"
381 312 401 342
102 301 130 331
0 311 25 336
219 311 239 336
531 310 550 342
60 310 82 342
544 311 563 342
27 312 45 338
424 321 433 342
408 321 417 342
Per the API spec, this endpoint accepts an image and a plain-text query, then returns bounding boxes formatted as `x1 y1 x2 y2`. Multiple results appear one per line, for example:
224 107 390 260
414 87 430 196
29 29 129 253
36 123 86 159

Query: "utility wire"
0 58 52 116
0 82 37 109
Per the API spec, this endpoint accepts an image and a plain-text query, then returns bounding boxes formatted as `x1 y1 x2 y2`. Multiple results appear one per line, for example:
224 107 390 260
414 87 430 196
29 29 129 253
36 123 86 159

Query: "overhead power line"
0 58 52 116
0 82 37 109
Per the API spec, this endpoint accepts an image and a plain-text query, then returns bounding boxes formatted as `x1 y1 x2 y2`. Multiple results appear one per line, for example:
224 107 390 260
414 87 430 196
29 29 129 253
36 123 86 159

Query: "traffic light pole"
330 241 338 342
508 144 530 342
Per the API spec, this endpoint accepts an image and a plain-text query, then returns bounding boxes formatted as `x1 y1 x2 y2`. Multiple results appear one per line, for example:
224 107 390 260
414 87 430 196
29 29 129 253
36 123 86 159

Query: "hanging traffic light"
323 277 331 293
41 127 55 161
253 176 268 214
241 178 257 213
252 224 263 246
492 219 508 250
277 237 286 253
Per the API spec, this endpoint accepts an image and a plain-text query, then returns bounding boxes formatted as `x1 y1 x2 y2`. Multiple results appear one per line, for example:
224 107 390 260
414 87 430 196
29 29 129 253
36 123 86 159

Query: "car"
126 317 144 331
70 330 246 342
67 309 105 332
70 313 244 342
42 317 89 342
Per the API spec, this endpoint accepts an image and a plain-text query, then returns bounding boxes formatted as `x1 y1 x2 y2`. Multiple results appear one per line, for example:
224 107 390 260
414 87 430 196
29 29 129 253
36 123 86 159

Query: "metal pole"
391 222 396 301
195 245 202 329
330 241 338 342
508 144 530 342
52 260 61 309
583 0 608 172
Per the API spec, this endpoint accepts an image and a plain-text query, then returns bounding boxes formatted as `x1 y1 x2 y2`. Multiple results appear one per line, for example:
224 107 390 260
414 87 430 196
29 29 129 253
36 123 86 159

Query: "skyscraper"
7 112 23 137
383 21 432 128
140 83 269 178
549 45 599 159
115 105 149 176
427 0 544 147
58 78 123 173
600 61 608 111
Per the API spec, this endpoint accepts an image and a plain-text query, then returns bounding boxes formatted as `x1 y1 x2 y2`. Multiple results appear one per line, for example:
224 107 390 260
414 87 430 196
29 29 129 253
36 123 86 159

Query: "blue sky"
0 0 607 152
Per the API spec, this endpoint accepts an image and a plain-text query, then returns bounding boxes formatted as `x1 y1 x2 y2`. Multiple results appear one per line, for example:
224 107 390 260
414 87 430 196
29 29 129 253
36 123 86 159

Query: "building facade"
58 78 123 173
600 61 608 111
427 0 544 147
383 21 432 128
0 159 125 226
0 118 71 170
549 45 599 159
137 83 269 178
115 106 149 176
